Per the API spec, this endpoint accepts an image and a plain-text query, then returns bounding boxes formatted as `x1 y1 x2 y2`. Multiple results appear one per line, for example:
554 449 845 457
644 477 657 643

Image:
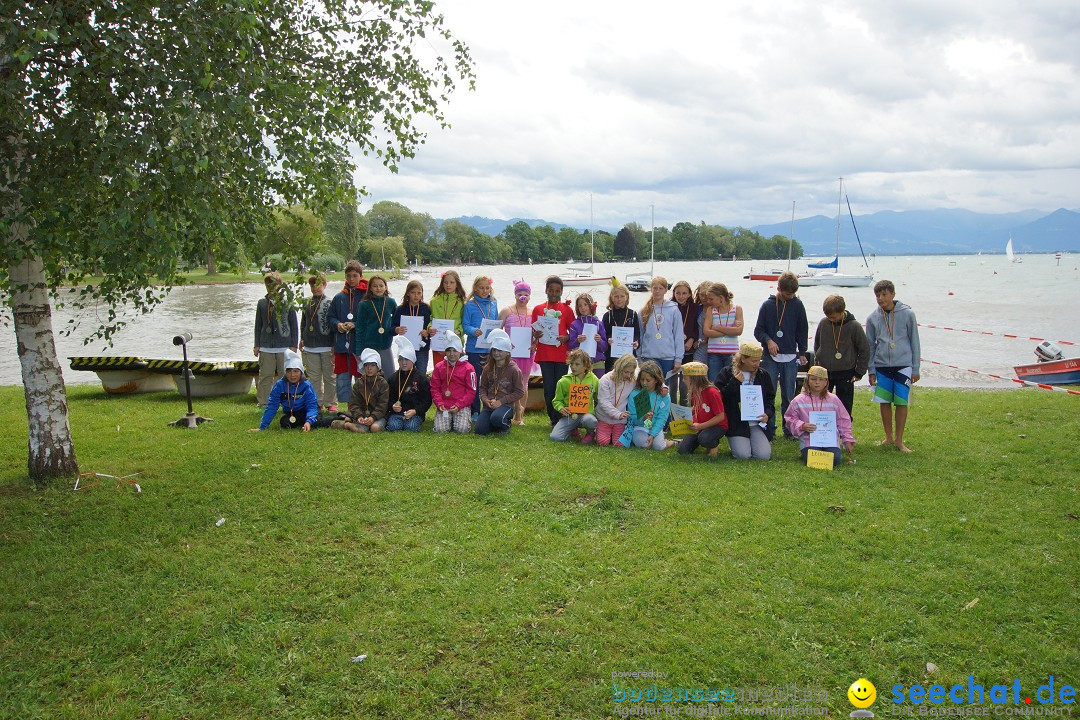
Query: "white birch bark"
9 246 79 481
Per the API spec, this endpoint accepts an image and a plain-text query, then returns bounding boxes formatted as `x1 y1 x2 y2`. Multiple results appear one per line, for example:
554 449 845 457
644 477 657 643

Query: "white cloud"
353 0 1080 227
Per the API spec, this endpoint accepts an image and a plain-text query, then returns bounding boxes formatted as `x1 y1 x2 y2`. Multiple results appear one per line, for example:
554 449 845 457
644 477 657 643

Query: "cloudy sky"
353 0 1080 229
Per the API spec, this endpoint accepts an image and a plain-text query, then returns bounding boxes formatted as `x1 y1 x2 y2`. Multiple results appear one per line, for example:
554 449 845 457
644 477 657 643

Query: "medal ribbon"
775 296 787 335
831 314 845 354
370 297 387 330
882 307 895 344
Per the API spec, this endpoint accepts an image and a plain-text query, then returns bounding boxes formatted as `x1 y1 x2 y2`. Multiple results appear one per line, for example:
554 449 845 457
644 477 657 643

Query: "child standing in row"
254 271 299 407
568 292 608 378
499 280 536 425
676 362 728 459
430 333 475 434
702 282 742 382
532 276 576 427
386 337 431 432
602 285 640 374
358 275 397 374
335 349 389 433
865 280 920 453
784 366 855 465
328 260 368 406
300 272 336 412
617 361 673 450
550 349 599 443
638 276 684 379
672 280 699 366
253 352 319 432
392 279 433 378
692 281 713 364
475 330 526 435
753 271 808 438
463 275 498 417
595 354 637 446
813 294 869 420
429 270 466 367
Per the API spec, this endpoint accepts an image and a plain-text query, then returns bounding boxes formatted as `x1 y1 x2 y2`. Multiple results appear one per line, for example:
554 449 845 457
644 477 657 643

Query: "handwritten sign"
806 449 835 471
567 383 591 414
669 418 694 437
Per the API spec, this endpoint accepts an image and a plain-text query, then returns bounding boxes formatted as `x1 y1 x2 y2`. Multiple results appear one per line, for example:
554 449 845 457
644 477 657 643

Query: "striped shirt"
707 305 740 354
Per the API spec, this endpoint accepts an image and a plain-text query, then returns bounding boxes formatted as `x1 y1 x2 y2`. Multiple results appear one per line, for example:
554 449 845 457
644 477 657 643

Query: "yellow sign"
669 418 693 437
567 383 591 414
807 449 835 471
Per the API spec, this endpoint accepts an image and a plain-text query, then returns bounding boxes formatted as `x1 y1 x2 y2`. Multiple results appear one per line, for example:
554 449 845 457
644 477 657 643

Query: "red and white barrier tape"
921 359 1080 396
918 324 1076 346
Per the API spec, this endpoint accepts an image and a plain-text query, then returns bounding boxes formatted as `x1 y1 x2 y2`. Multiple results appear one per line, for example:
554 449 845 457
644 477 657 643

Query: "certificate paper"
533 316 560 346
808 410 838 447
739 384 765 421
399 315 425 351
430 318 456 352
611 326 635 358
806 449 835 471
509 326 533 359
474 318 503 350
579 322 598 358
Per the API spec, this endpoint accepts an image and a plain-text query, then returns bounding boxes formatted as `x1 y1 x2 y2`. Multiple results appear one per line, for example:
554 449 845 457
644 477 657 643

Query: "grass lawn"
0 385 1077 719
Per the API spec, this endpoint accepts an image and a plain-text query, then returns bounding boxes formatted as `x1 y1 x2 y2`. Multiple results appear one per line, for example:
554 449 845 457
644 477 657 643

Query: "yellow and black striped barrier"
69 356 148 371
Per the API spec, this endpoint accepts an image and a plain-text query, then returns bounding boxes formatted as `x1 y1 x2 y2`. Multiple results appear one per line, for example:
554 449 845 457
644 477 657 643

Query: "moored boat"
1014 358 1080 385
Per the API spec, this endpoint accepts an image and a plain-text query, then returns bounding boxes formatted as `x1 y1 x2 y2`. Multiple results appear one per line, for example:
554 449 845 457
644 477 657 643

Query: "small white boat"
1006 235 1022 263
797 178 874 287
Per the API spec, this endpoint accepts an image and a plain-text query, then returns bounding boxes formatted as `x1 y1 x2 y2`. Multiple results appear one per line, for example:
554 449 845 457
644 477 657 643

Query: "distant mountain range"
439 208 1080 255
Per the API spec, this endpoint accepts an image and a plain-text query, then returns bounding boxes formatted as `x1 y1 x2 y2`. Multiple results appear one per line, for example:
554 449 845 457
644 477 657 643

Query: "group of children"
253 265 921 461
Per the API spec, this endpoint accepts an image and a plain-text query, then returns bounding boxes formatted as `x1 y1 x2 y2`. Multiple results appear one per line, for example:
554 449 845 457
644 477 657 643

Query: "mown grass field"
1 384 1077 719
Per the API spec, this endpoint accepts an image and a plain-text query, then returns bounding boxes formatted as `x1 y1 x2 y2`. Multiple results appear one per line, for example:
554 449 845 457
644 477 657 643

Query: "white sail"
1006 236 1016 263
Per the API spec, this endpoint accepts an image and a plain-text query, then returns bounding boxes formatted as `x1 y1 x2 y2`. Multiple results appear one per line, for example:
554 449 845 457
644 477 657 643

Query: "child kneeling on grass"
784 365 855 465
595 354 638 446
676 361 728 459
253 352 319 432
430 333 476 434
475 330 526 435
616 361 674 451
333 349 389 433
550 349 600 443
386 336 431 432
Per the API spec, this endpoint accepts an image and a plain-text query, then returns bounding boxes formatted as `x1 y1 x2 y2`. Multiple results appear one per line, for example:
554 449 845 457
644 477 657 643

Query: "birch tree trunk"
9 248 79 482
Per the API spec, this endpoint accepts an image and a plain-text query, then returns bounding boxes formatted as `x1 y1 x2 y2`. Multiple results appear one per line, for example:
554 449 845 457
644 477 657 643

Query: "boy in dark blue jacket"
253 353 320 431
753 272 808 438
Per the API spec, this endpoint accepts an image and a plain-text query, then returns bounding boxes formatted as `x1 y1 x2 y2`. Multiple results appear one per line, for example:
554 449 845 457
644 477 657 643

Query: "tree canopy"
0 1 473 481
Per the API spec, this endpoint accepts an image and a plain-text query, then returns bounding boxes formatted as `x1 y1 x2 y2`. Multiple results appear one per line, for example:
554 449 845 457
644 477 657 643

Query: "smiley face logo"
848 678 877 709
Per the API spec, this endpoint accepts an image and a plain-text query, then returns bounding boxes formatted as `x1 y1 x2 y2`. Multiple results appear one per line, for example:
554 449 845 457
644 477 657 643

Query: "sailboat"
624 205 655 292
798 177 874 287
1006 235 1022 263
563 193 615 287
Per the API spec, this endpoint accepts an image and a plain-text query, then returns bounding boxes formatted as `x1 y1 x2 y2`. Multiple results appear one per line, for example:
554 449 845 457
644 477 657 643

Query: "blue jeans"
386 413 423 432
469 353 487 415
475 404 515 435
335 353 358 403
706 353 733 383
760 354 797 437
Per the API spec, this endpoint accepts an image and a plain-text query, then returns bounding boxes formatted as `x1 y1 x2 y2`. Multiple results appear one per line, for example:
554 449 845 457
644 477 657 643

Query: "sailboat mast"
650 204 655 275
835 177 843 260
787 200 795 270
589 192 595 267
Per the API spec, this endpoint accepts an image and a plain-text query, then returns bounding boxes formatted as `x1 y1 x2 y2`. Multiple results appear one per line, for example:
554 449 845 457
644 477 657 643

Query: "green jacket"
552 371 600 414
429 293 465 339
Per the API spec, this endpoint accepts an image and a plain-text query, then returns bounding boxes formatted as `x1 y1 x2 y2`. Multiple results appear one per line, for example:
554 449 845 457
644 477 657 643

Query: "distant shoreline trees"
257 202 804 269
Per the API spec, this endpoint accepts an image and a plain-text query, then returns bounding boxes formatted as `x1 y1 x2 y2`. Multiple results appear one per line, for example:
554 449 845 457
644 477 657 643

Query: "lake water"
3 254 1078 389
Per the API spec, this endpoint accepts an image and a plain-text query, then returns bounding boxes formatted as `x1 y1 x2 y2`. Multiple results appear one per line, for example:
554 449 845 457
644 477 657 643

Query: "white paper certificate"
739 384 765 421
611 326 635 358
808 410 838 447
579 322 598 357
509 326 533 359
430 318 456 352
533 316 560 346
474 318 503 350
399 315 425 351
